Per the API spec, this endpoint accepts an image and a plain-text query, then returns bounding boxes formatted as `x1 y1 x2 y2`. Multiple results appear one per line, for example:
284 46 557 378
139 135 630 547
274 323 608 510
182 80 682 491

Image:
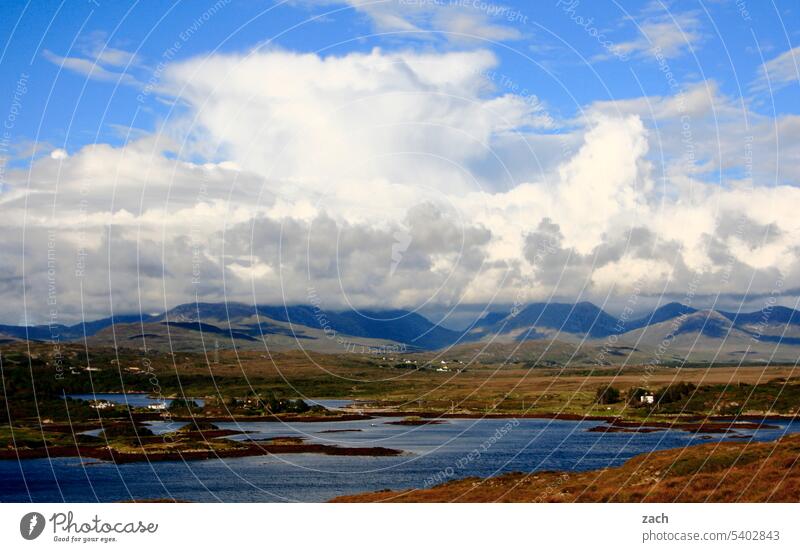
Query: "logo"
20 512 45 540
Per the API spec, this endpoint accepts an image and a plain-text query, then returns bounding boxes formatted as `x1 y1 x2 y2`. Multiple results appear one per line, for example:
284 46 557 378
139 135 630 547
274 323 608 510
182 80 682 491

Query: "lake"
2 415 798 502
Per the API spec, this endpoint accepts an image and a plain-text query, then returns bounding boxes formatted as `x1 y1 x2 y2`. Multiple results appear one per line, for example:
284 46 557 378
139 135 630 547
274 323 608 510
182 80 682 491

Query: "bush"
102 422 154 439
265 397 312 414
655 382 697 405
595 386 621 405
178 421 219 432
168 398 202 413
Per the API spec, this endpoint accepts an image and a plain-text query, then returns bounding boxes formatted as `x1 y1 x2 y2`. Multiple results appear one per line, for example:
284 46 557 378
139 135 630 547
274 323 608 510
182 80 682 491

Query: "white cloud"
43 49 140 85
162 48 544 202
42 31 142 85
606 8 703 60
753 45 800 92
5 47 800 323
296 0 524 43
93 46 140 68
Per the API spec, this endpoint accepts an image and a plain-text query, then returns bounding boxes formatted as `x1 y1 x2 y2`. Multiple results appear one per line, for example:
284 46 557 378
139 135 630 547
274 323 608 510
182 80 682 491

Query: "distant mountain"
673 310 734 338
473 311 507 328
0 324 57 341
0 313 158 342
720 306 800 326
478 302 621 338
74 313 161 337
4 300 800 357
163 302 259 323
158 302 462 350
628 302 698 331
612 310 779 363
295 308 461 350
71 302 460 352
468 300 800 363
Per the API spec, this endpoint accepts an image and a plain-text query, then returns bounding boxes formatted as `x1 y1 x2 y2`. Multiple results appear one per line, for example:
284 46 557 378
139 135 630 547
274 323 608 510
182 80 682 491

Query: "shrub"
655 382 697 405
168 398 202 413
102 422 154 439
595 386 621 405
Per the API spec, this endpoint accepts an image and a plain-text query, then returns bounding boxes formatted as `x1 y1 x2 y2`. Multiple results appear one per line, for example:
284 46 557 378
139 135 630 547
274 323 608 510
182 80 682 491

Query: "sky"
0 0 798 327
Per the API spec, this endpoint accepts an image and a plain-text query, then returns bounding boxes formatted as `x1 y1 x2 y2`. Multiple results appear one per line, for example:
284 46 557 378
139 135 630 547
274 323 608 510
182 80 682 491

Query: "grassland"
3 341 800 420
3 340 800 501
333 432 800 502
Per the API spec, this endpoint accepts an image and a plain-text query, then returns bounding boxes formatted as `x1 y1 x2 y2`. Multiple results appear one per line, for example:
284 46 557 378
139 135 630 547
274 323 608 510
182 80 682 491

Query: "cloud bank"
3 47 800 324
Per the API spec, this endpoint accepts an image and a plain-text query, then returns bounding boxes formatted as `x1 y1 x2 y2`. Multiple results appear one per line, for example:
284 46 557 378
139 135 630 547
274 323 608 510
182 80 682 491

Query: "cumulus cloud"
162 48 548 206
4 46 800 324
587 81 800 185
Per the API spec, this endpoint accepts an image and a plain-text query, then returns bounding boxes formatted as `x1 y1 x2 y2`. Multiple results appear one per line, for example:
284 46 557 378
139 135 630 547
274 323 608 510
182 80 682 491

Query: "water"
64 393 206 408
2 417 797 503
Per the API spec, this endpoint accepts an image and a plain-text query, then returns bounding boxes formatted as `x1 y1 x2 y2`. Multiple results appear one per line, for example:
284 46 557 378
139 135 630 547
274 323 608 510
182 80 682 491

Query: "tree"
168 398 201 412
595 385 621 405
292 399 310 413
655 382 696 404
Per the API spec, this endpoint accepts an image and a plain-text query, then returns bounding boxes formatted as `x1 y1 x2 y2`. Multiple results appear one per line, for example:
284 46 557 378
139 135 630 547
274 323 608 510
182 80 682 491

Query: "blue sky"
2 0 797 156
1 0 799 324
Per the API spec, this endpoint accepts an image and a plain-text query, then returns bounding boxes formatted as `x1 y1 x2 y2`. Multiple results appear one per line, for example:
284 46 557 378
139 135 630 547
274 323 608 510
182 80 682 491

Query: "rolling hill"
3 300 800 361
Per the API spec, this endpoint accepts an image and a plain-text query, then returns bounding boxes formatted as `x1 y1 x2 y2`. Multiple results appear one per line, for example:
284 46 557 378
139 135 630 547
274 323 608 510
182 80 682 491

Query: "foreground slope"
333 432 800 502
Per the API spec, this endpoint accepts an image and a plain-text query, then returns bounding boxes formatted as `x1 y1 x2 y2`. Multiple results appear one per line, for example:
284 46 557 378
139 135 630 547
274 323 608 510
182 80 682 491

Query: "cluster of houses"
380 356 417 363
68 365 102 375
639 393 655 404
375 356 467 373
68 364 152 376
434 359 465 373
87 399 167 411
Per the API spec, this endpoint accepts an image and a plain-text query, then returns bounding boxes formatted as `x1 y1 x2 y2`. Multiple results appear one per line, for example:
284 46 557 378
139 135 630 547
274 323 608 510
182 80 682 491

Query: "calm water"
2 416 798 503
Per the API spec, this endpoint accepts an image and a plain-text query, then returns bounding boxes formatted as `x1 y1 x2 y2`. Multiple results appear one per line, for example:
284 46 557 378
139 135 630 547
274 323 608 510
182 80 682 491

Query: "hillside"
611 310 800 364
5 300 800 358
333 432 800 502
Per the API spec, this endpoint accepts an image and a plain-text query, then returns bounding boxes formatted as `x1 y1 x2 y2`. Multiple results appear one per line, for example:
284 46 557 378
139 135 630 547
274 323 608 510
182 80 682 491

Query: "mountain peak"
674 310 733 338
485 301 619 338
628 302 697 332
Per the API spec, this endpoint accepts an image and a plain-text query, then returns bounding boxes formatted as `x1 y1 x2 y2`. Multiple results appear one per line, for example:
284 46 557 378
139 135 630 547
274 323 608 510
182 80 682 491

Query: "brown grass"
332 433 800 502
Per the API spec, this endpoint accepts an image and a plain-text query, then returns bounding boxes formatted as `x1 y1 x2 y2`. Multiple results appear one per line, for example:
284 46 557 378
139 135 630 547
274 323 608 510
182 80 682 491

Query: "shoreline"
340 408 794 433
331 432 800 502
0 435 403 463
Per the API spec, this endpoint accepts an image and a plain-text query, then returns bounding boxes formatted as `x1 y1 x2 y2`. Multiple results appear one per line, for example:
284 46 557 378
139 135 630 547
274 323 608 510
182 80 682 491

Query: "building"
639 394 655 405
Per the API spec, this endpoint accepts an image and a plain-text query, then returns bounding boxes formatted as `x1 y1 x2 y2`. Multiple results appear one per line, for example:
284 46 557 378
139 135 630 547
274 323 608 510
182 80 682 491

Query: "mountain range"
2 301 799 363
